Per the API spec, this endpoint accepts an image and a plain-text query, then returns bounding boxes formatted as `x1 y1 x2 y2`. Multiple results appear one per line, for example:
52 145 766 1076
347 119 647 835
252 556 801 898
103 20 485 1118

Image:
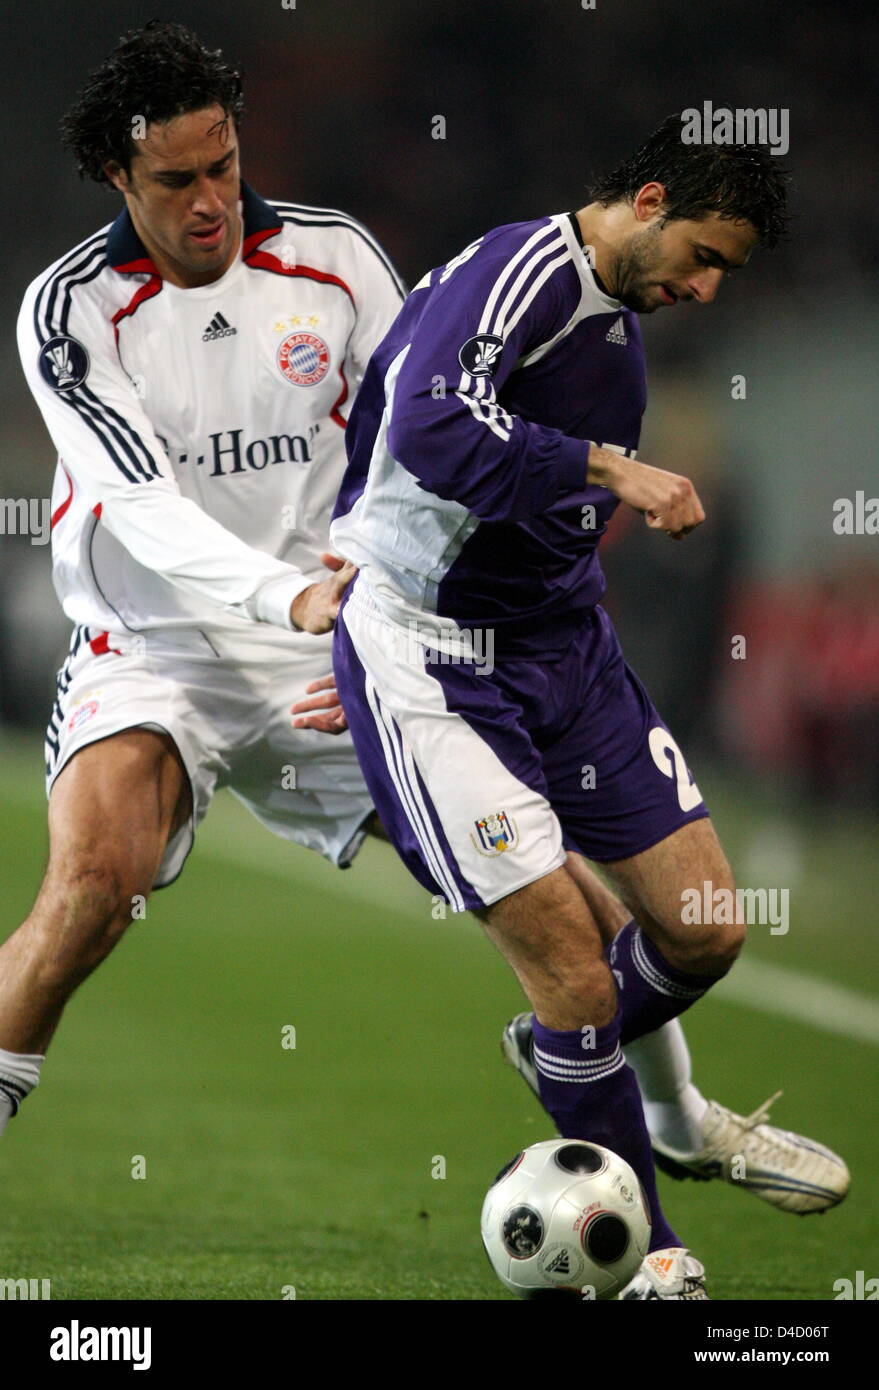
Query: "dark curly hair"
590 113 790 248
61 20 244 187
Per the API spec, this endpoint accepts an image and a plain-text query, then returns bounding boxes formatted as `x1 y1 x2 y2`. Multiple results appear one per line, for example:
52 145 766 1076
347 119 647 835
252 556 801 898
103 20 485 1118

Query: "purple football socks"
606 921 719 1045
532 1009 680 1251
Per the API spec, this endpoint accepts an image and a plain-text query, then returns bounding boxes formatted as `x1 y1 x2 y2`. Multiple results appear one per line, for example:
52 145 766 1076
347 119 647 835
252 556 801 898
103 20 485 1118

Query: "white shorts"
46 622 374 888
334 583 567 913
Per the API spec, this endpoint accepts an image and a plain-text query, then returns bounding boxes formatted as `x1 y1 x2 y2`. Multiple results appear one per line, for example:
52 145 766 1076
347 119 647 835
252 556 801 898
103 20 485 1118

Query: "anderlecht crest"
472 811 520 856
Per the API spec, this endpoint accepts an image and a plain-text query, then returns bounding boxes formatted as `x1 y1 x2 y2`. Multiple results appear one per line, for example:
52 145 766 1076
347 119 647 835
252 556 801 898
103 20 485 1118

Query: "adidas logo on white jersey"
203 312 237 342
605 315 627 346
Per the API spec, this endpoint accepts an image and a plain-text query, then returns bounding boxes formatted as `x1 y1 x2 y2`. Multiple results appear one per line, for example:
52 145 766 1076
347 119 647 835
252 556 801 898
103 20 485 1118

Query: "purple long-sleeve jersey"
330 212 647 655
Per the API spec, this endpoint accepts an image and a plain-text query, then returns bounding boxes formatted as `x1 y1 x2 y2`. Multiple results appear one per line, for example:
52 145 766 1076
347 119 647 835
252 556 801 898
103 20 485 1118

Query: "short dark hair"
61 20 244 187
590 113 790 247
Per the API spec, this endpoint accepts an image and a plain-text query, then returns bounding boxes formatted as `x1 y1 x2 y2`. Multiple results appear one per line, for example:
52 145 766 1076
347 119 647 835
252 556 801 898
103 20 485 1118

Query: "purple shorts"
334 581 709 912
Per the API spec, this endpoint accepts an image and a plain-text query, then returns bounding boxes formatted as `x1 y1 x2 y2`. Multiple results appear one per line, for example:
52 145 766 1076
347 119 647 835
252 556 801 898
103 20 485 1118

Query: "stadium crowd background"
1 0 877 814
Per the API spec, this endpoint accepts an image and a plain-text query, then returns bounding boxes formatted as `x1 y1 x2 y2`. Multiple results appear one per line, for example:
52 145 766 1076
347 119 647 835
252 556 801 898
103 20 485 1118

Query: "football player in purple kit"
326 117 849 1298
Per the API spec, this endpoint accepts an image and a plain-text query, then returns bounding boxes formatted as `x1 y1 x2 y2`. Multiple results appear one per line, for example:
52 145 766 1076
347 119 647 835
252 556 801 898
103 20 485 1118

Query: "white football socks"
624 1019 708 1156
0 1048 45 1137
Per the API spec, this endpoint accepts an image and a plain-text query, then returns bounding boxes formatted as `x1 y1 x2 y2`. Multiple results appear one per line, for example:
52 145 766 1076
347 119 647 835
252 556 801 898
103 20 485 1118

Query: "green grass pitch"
0 731 876 1300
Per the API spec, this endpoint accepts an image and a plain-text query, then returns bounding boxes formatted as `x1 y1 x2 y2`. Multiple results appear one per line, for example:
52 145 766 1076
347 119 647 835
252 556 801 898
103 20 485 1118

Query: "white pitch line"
711 957 879 1046
2 750 877 1050
195 811 879 1049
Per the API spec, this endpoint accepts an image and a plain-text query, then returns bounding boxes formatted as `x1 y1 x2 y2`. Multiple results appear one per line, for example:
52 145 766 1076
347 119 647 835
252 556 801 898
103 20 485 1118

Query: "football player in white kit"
8 20 392 1093
4 23 846 1288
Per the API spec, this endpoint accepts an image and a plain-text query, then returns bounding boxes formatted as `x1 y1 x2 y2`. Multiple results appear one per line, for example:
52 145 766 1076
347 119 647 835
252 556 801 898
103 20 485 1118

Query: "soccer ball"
481 1138 651 1299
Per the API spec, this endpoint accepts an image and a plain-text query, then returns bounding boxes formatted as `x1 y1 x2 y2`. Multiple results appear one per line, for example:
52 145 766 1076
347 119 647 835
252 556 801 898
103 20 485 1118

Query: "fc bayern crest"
277 331 331 387
471 811 520 856
68 698 100 732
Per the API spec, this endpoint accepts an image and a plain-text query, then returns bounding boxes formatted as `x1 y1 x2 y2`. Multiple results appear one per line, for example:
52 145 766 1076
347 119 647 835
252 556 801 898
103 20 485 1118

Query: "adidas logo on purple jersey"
605 315 628 346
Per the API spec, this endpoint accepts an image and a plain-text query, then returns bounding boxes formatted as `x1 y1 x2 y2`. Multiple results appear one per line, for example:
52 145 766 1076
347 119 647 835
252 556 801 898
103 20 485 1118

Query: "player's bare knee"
677 918 745 977
702 870 747 970
714 917 746 970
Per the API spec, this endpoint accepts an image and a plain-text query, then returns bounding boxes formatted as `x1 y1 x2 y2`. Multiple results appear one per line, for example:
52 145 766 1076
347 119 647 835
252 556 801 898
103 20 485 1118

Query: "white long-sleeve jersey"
17 181 405 636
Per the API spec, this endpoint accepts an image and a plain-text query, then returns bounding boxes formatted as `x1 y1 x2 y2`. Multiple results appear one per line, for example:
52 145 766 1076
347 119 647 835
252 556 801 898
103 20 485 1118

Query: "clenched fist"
587 445 706 540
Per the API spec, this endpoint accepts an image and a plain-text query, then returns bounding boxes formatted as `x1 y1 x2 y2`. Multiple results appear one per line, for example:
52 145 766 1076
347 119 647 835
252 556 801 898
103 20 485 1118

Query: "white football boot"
651 1092 850 1214
619 1248 708 1300
502 1014 850 1213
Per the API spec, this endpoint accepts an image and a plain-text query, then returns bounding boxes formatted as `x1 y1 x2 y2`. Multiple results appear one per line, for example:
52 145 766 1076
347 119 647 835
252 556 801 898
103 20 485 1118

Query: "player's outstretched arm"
290 552 358 635
587 444 706 540
17 278 314 632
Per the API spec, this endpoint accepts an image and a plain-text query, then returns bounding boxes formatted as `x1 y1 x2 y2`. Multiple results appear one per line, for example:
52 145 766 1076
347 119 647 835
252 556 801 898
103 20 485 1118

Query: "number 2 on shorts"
648 727 703 812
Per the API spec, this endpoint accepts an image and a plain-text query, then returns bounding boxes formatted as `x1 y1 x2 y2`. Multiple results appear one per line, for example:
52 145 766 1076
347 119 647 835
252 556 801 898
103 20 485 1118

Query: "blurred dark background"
2 0 878 814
